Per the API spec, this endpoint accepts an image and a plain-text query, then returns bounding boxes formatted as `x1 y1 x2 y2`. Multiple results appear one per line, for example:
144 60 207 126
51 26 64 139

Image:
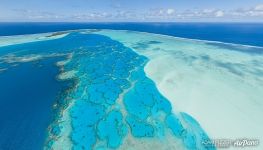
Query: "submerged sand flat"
0 32 69 47
97 30 263 149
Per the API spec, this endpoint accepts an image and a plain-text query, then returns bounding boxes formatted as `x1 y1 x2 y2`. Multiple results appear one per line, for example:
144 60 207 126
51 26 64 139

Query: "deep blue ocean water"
0 22 263 47
0 56 70 150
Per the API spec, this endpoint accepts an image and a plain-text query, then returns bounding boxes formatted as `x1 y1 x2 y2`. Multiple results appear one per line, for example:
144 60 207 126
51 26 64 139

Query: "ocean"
0 23 262 150
0 22 263 47
0 56 71 149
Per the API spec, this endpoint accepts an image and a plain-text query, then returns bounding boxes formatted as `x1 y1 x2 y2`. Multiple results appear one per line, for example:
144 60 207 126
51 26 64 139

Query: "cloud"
215 10 224 17
9 4 263 22
167 9 175 15
162 9 225 19
229 4 263 18
72 12 110 20
146 4 263 21
12 9 65 20
255 4 263 11
143 8 177 20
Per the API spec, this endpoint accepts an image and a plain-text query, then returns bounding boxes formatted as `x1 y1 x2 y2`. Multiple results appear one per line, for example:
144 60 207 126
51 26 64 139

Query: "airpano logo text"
202 138 260 148
232 139 259 147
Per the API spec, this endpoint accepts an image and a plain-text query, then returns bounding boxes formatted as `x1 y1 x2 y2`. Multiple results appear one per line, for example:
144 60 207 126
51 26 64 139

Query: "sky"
0 0 263 22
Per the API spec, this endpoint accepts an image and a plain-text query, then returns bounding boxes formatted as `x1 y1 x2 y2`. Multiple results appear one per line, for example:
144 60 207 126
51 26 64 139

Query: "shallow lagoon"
0 29 262 150
97 30 263 150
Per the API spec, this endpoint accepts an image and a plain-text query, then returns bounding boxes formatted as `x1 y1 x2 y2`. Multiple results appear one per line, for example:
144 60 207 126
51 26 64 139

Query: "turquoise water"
0 32 215 150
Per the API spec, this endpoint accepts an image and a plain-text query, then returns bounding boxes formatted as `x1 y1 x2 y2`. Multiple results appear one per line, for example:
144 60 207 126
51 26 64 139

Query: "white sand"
97 30 263 149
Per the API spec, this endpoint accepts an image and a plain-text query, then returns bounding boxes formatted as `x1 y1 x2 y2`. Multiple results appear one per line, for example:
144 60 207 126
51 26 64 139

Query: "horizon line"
1 21 263 24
